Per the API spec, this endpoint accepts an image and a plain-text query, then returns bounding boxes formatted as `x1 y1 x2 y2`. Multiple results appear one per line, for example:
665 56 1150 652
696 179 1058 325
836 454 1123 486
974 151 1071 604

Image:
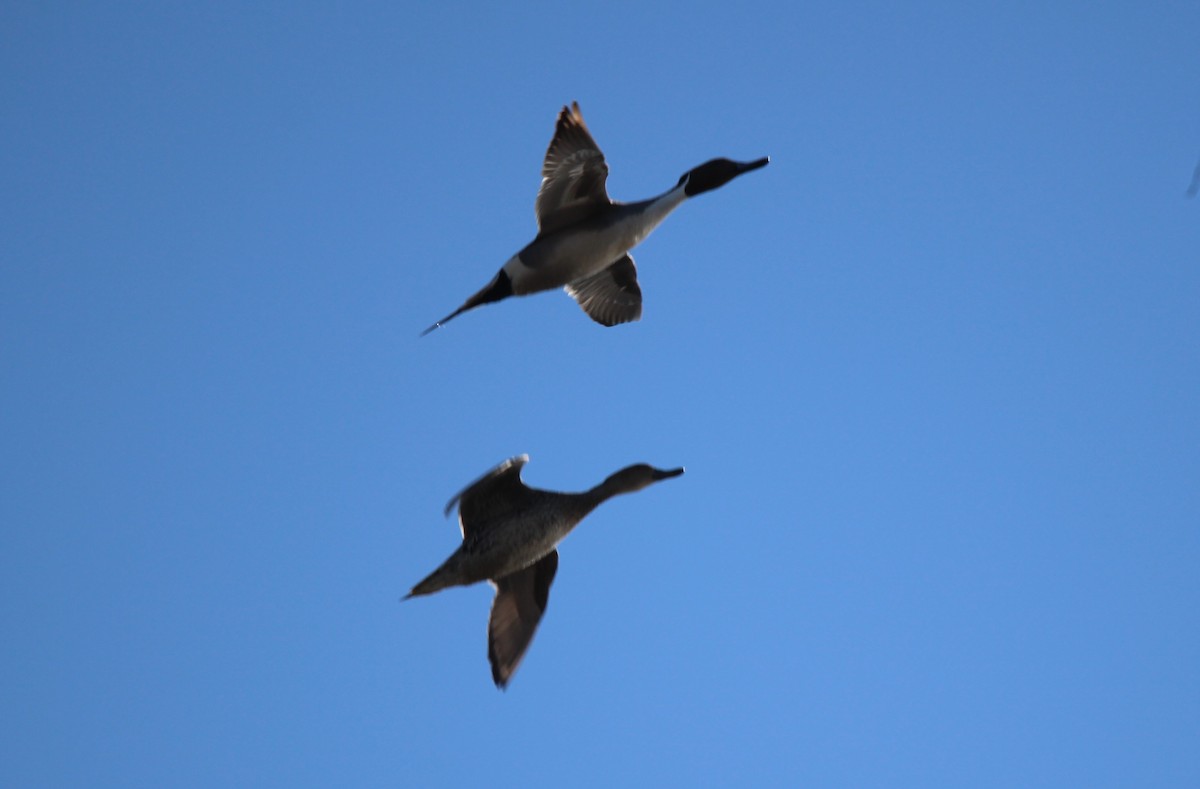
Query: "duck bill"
738 157 770 174
652 467 686 480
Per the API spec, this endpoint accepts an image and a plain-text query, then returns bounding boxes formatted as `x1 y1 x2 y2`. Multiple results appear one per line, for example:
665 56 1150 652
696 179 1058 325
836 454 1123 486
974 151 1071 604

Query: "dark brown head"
677 157 769 197
601 463 685 497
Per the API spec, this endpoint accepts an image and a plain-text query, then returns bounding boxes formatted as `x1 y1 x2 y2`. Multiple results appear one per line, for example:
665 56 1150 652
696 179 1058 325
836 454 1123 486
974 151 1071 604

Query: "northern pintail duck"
422 103 768 334
405 455 684 688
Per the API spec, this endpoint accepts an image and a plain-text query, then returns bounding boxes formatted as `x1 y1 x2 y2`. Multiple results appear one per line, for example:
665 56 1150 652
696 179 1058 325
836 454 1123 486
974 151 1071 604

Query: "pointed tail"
403 561 463 600
420 269 514 336
420 303 473 336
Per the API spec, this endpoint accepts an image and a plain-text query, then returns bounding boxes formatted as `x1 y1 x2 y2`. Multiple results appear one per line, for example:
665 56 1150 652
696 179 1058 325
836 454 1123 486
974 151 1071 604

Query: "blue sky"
3 2 1198 786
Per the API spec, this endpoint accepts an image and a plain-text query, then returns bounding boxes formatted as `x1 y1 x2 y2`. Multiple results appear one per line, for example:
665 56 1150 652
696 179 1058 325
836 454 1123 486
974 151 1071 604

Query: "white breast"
504 184 689 294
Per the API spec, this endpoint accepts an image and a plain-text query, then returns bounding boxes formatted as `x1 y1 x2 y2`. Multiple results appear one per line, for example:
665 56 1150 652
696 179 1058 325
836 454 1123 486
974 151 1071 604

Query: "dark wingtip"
653 466 685 480
419 322 441 337
741 156 770 172
491 664 510 690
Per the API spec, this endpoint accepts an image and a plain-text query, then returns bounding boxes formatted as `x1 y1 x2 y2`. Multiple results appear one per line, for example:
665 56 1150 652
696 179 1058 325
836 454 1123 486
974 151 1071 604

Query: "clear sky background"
3 2 1198 786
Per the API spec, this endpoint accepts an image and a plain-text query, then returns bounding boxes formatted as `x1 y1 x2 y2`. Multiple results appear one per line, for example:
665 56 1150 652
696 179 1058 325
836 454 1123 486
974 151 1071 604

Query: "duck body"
503 188 689 295
405 455 684 688
422 103 768 334
406 491 594 596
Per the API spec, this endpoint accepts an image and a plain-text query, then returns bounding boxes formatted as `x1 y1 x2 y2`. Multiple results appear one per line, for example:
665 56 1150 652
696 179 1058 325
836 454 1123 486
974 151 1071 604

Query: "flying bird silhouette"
422 103 768 334
405 455 684 688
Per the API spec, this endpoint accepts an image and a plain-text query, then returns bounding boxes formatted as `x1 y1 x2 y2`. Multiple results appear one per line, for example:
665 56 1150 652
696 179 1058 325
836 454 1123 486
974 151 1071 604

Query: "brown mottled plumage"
405 455 684 689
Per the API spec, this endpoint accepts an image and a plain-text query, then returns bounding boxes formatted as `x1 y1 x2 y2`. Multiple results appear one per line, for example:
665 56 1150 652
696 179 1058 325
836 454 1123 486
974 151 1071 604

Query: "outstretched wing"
488 550 559 689
565 254 643 326
444 455 534 539
535 102 611 235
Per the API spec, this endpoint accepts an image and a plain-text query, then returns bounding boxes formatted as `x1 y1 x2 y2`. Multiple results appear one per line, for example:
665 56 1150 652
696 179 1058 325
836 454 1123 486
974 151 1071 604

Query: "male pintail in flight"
404 455 684 688
422 102 768 334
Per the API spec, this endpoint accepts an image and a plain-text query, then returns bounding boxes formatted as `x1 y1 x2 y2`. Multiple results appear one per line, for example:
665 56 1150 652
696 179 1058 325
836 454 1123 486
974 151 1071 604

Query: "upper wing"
535 102 611 235
564 254 643 326
487 550 559 689
444 455 534 539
